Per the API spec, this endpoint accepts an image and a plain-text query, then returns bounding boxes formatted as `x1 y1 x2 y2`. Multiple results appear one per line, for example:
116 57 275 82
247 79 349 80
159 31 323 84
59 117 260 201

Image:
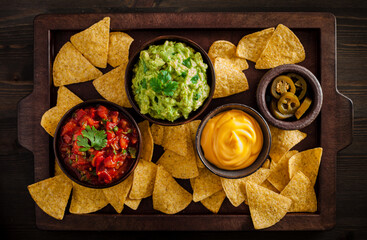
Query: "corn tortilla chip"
138 120 154 162
255 24 305 69
129 160 157 199
102 175 133 213
201 190 226 214
246 181 292 229
267 150 298 192
125 197 141 210
188 120 205 169
40 86 83 136
153 165 192 214
150 123 165 145
281 171 317 212
289 147 323 186
208 40 248 70
27 175 72 220
70 17 110 68
108 32 134 67
192 167 222 202
53 42 102 87
261 180 279 193
156 149 198 179
221 168 270 207
236 28 275 62
162 124 192 156
269 125 306 163
69 183 108 214
93 65 131 108
213 57 249 98
262 159 271 169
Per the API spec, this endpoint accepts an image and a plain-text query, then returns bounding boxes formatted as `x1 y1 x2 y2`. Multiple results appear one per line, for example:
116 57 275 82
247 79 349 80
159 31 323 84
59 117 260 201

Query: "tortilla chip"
192 167 222 202
138 120 154 162
262 159 271 169
255 24 305 69
201 190 226 214
40 86 83 136
221 168 270 207
40 107 64 137
70 17 110 68
246 181 292 229
213 57 249 98
162 124 191 156
56 86 84 110
236 28 275 62
289 148 323 186
69 183 108 214
186 120 205 168
153 165 192 214
267 150 298 192
269 125 307 163
157 149 198 179
53 42 102 87
108 32 134 67
261 180 279 193
93 65 131 108
54 160 64 176
281 171 317 212
27 175 72 220
150 123 165 145
188 120 201 143
129 160 157 199
125 197 141 210
102 175 133 213
208 40 248 71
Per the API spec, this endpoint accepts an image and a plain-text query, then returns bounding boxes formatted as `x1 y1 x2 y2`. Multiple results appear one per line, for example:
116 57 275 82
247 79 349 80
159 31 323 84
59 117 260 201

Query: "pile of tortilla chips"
41 17 134 136
236 24 305 69
208 24 304 98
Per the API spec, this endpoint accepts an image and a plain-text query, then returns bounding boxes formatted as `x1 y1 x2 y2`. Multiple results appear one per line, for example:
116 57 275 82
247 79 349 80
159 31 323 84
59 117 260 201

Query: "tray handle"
18 91 36 152
335 91 353 151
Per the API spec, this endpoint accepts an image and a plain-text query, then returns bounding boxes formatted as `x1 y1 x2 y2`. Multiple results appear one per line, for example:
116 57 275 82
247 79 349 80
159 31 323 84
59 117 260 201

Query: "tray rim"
17 12 351 231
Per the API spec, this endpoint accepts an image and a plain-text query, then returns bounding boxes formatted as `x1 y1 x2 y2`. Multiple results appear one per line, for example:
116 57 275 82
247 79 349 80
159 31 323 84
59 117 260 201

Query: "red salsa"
59 105 138 185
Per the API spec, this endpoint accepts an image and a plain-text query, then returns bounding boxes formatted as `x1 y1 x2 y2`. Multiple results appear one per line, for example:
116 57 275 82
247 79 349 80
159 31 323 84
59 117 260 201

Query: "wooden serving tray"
18 12 353 231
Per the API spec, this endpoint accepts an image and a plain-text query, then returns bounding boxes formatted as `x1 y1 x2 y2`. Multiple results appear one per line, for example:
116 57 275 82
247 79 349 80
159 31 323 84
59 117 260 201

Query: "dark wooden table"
1 0 366 239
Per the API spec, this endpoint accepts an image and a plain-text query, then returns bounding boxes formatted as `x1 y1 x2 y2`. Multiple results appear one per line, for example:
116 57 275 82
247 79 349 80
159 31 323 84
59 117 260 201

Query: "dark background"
1 0 366 239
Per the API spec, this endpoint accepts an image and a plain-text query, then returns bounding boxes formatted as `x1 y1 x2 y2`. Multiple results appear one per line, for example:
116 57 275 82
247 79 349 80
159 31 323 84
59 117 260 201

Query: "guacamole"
132 40 210 122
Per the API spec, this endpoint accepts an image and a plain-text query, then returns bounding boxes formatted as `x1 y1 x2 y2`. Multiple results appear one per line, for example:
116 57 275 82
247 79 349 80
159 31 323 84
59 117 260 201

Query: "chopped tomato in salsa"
59 105 138 185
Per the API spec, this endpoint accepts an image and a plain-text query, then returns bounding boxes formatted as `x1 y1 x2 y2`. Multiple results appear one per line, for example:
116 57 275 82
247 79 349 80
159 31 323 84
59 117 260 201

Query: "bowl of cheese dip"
195 103 271 179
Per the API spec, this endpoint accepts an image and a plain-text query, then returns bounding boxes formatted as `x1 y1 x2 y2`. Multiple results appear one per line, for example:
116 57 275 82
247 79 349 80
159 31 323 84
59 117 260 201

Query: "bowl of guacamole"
125 36 215 125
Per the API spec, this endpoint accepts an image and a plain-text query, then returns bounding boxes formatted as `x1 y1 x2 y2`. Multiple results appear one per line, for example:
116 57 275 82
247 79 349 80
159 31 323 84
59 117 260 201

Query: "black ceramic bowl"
195 104 271 179
125 35 216 126
53 99 141 189
256 64 323 130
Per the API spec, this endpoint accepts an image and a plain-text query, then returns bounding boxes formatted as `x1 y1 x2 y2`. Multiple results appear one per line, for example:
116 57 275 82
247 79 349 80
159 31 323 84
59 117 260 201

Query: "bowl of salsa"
125 35 216 126
54 99 141 188
195 103 271 179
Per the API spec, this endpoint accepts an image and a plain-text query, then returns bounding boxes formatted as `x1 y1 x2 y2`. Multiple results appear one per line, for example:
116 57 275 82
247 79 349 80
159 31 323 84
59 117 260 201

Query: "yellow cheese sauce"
200 109 263 170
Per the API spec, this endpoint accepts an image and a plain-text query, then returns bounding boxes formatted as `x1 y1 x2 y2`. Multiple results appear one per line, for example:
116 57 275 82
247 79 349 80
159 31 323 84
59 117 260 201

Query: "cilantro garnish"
150 70 178 97
182 57 191 68
77 126 107 151
194 93 201 101
191 74 199 84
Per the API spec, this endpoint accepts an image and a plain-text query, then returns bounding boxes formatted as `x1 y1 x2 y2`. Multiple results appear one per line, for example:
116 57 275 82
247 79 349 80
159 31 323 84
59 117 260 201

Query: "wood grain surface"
1 0 366 239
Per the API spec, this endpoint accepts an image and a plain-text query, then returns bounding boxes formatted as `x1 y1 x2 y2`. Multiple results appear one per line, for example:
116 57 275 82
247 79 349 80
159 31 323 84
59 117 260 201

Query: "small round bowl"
53 99 142 189
125 35 216 126
195 104 271 179
256 64 323 130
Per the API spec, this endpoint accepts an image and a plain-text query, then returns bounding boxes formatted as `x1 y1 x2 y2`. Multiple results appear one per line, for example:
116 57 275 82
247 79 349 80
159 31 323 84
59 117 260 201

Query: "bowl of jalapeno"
256 64 323 130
